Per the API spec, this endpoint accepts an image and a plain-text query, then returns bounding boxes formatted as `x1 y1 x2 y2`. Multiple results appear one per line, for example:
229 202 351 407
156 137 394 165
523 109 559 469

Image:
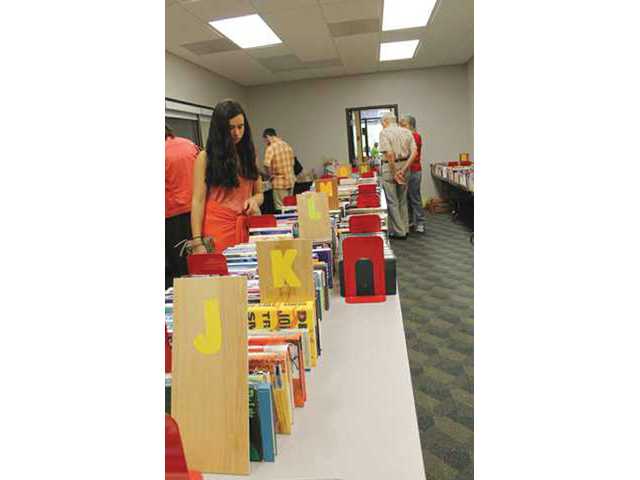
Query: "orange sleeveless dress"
201 176 256 253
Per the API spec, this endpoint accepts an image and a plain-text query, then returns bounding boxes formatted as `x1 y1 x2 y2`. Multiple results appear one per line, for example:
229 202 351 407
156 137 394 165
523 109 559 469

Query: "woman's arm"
243 176 263 215
253 177 264 207
190 151 208 254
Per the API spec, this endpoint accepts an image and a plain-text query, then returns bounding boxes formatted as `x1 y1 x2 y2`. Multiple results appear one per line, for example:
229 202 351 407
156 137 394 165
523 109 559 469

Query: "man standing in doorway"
400 115 426 234
262 128 295 211
379 112 417 239
165 125 199 288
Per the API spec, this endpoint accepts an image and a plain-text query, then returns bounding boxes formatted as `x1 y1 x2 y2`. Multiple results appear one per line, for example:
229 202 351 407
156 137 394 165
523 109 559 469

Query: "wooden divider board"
336 164 351 178
171 276 249 475
297 192 331 242
257 239 314 304
315 177 339 210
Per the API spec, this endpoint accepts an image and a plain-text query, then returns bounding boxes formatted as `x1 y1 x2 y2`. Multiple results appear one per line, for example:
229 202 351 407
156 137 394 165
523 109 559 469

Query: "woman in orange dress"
190 100 263 254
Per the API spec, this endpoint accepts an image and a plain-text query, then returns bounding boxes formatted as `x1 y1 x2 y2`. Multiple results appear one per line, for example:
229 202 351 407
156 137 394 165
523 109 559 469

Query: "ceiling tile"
262 6 338 62
180 0 256 23
257 54 343 73
334 32 380 74
245 43 294 59
181 38 240 55
320 0 382 23
380 27 426 43
167 45 212 67
412 0 473 66
377 58 419 72
273 66 347 83
166 4 221 48
328 18 380 38
197 50 276 86
252 0 317 14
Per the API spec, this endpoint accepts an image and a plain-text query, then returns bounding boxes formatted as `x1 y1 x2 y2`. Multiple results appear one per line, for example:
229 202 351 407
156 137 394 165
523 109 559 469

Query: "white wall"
165 56 472 200
165 51 247 107
247 65 472 200
467 57 474 158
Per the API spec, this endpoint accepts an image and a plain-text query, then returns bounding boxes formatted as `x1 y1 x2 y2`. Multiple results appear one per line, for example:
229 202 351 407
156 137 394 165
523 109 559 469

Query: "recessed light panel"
209 14 282 49
382 0 437 31
379 40 420 61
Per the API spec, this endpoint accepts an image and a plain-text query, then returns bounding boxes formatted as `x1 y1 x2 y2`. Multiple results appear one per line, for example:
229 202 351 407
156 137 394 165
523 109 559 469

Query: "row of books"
166 326 310 463
248 225 294 243
165 178 370 468
431 163 474 192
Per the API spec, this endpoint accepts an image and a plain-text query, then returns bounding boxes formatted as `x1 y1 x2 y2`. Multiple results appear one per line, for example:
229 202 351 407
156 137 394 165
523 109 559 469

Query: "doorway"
345 104 399 165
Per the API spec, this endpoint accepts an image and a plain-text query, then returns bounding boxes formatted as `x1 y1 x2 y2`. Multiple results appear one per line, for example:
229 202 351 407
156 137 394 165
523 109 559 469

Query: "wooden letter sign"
336 164 351 178
297 192 331 242
257 239 314 303
171 276 249 475
315 177 339 210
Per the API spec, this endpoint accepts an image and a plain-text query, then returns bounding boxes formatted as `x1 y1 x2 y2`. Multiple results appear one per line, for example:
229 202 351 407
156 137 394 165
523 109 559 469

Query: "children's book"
249 334 307 407
248 384 263 461
249 380 277 462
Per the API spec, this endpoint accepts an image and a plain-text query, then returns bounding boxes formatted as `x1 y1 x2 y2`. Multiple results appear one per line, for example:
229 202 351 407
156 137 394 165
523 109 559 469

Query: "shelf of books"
431 162 474 193
165 172 425 479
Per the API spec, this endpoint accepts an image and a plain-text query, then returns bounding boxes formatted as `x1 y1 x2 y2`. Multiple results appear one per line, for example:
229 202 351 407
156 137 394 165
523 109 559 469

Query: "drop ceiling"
166 0 473 86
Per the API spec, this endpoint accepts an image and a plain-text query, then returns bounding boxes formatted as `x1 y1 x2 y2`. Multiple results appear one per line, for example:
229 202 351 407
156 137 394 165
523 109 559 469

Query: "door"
346 105 399 165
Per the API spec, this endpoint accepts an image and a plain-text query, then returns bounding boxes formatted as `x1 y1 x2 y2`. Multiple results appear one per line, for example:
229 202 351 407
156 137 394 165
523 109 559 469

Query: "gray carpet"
391 213 474 480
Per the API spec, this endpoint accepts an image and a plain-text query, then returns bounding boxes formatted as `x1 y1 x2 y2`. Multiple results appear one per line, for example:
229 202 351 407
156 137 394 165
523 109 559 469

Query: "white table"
205 292 426 480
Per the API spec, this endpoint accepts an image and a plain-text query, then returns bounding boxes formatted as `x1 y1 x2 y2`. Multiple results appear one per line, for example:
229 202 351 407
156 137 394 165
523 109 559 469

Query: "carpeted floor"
391 212 474 480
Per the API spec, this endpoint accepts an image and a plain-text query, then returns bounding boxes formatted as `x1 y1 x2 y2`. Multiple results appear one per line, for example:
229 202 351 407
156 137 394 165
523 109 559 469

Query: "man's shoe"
416 224 425 234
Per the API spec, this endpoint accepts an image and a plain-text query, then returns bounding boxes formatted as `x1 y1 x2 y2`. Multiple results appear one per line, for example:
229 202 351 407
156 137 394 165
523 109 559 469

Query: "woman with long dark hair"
190 99 264 254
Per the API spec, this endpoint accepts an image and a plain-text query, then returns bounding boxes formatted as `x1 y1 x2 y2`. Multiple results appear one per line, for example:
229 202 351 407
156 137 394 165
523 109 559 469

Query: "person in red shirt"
400 115 426 233
165 125 199 288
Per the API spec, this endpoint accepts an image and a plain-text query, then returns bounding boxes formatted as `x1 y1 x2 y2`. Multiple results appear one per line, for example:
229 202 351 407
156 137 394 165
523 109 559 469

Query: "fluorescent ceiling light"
379 40 420 61
382 0 437 31
209 14 282 49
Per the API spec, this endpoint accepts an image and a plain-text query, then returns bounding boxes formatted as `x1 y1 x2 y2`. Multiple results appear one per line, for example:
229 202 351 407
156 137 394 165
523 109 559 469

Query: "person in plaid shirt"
262 128 295 211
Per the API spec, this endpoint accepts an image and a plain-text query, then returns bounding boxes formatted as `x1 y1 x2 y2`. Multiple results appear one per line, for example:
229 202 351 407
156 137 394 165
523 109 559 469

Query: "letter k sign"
271 249 301 287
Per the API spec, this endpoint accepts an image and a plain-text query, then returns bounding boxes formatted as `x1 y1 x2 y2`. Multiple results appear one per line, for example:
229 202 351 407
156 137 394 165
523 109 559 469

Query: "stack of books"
249 225 294 243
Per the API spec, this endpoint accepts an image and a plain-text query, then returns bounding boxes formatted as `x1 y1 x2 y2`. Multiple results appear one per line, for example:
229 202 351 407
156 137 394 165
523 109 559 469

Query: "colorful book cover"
251 382 277 462
314 247 334 288
249 384 263 461
293 301 318 367
252 304 278 330
249 345 295 411
249 353 293 434
250 328 312 374
249 335 307 407
275 304 297 329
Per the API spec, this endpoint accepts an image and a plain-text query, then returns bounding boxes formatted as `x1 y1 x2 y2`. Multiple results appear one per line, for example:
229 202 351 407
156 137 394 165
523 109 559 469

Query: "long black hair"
205 99 258 189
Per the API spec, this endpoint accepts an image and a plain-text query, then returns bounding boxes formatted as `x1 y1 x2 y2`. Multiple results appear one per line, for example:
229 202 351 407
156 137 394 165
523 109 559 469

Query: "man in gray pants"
379 112 417 239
